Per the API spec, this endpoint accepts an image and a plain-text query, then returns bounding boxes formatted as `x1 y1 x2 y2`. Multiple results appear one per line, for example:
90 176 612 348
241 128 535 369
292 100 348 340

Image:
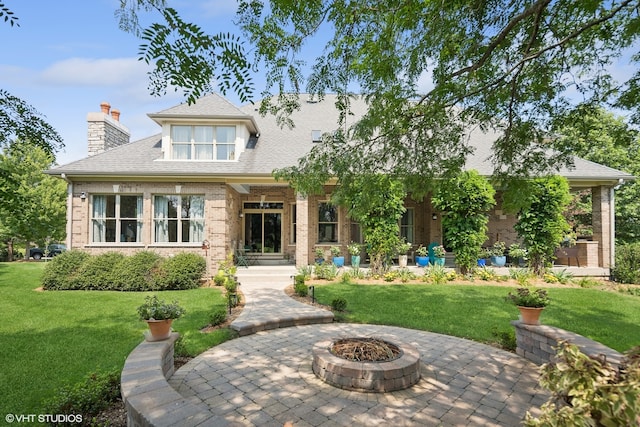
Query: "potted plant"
432 244 446 266
137 295 186 341
506 287 550 325
490 241 507 267
477 247 490 267
315 247 325 265
508 243 527 267
348 242 362 268
397 241 412 268
330 245 344 267
415 245 429 267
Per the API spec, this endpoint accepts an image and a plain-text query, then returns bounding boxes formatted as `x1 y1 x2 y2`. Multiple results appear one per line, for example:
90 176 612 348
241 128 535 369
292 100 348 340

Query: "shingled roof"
49 94 635 185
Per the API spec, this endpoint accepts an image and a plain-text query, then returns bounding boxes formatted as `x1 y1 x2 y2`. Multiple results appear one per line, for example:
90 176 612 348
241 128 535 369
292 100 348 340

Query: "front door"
243 202 283 255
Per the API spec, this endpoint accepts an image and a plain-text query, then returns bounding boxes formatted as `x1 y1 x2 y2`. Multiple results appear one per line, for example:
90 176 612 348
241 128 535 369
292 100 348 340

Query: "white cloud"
39 57 149 86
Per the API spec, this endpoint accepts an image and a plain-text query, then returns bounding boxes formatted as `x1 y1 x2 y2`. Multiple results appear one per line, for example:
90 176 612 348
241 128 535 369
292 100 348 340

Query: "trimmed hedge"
42 250 206 291
612 243 640 284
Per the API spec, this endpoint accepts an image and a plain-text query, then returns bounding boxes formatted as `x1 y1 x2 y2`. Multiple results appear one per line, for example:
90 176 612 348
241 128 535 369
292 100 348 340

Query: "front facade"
50 95 634 273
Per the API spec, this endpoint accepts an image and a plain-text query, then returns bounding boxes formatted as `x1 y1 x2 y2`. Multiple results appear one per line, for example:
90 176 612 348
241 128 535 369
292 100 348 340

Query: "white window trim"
169 124 238 161
152 194 206 244
90 194 143 244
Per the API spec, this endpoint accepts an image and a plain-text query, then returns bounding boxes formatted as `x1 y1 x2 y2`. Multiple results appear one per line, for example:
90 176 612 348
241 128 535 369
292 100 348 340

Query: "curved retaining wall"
511 321 622 368
120 333 226 427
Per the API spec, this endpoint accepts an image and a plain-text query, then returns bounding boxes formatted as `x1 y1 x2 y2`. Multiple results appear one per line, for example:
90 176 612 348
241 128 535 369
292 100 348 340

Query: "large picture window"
318 202 338 243
92 195 143 243
170 125 236 160
153 195 205 243
400 208 414 243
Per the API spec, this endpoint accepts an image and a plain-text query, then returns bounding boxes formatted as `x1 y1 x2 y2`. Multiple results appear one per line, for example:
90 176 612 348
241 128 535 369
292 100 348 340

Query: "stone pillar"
295 194 309 267
591 186 612 268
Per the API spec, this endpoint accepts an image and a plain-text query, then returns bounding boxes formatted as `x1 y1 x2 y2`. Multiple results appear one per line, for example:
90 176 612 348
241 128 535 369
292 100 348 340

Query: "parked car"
30 244 67 260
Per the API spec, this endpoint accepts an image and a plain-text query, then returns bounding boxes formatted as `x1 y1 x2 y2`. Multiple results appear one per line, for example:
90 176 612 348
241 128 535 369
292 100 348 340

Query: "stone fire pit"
311 337 421 392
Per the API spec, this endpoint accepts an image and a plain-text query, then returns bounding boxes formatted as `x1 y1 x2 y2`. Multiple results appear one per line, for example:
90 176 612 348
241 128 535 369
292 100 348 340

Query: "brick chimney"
87 102 130 156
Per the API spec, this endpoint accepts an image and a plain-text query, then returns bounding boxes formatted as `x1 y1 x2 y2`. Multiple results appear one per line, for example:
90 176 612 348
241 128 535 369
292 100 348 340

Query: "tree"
432 170 496 275
332 175 406 275
117 0 640 192
555 105 640 244
503 176 572 275
0 142 67 258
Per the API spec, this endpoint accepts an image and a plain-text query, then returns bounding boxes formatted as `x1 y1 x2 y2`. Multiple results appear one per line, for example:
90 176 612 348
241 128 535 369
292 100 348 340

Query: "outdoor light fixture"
80 192 86 200
239 212 244 218
308 285 315 304
432 213 438 220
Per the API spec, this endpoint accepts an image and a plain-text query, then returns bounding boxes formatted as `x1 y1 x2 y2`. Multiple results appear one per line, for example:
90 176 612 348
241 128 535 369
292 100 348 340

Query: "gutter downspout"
60 173 73 250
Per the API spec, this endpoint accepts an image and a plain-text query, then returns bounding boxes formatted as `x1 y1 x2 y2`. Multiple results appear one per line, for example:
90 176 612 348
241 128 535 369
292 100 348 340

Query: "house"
49 94 634 273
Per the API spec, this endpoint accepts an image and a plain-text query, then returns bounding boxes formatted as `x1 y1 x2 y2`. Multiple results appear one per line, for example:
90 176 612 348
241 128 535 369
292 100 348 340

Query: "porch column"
295 193 309 268
591 185 612 268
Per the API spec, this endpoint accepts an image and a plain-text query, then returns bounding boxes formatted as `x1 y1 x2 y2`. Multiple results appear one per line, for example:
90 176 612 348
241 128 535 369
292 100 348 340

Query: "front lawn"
314 283 640 352
0 262 232 416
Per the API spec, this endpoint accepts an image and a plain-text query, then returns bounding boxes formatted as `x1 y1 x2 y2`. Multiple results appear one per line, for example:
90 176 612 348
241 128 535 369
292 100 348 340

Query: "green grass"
0 262 233 416
315 283 640 352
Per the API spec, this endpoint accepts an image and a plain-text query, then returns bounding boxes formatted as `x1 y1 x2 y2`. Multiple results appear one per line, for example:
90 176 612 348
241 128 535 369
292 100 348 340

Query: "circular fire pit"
312 337 421 392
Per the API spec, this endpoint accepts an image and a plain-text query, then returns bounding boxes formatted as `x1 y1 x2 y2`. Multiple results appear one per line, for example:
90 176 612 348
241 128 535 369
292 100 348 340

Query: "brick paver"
167 267 549 426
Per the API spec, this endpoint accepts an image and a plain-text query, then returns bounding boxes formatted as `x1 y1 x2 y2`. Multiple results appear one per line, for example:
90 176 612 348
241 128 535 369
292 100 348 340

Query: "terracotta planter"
517 306 544 325
145 319 173 341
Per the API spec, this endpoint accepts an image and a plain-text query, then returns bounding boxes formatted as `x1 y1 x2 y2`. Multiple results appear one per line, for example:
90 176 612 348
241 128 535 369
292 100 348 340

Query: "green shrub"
209 309 227 326
491 328 516 352
43 370 120 426
509 268 533 287
612 243 640 284
41 250 90 290
297 265 313 280
331 297 348 311
153 252 206 290
314 262 338 280
75 252 126 290
525 342 640 426
475 267 498 281
294 281 308 296
112 251 163 291
423 264 449 285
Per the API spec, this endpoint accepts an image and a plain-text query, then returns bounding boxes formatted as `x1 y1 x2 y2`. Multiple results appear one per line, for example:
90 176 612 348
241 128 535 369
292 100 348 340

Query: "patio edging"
511 321 622 368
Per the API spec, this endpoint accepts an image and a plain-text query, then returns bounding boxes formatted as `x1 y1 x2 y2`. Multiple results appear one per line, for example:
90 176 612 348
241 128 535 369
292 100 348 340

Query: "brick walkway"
168 266 549 426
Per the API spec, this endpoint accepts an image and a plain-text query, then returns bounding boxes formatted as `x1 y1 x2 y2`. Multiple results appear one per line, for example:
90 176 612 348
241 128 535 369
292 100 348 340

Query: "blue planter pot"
333 256 345 268
491 255 507 267
351 255 360 268
416 256 429 267
477 258 486 267
433 257 445 266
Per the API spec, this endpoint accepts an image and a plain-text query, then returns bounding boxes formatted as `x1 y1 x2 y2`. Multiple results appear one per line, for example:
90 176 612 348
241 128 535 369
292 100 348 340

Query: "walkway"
168 266 549 426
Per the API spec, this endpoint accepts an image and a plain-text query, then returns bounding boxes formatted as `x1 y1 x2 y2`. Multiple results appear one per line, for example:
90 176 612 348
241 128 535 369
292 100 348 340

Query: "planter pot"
491 255 507 267
145 319 173 341
398 254 408 268
351 255 360 268
433 257 445 266
416 256 429 267
517 306 544 325
477 258 486 267
333 256 345 268
315 258 324 265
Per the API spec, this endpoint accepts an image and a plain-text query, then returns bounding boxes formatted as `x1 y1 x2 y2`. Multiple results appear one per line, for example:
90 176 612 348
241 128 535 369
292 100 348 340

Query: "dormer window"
171 125 236 160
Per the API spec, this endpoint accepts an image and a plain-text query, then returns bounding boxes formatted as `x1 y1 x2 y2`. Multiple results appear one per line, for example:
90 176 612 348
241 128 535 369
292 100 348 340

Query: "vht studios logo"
5 414 83 424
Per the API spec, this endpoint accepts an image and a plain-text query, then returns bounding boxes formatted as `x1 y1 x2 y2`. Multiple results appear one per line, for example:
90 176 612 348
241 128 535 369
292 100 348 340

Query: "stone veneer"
311 338 421 392
120 333 225 427
511 321 622 368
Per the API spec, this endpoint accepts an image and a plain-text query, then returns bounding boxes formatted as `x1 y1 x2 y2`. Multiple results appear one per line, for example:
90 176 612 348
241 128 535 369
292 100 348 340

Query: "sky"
1 0 247 165
2 2 638 166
